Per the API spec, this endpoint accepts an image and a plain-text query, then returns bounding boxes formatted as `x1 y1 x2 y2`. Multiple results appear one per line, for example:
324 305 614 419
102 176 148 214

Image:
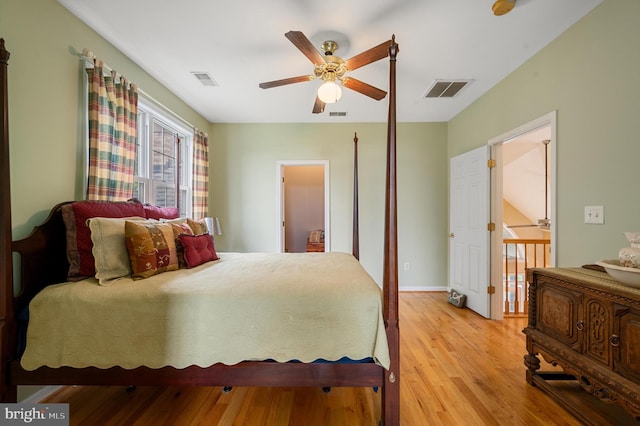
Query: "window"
133 98 193 217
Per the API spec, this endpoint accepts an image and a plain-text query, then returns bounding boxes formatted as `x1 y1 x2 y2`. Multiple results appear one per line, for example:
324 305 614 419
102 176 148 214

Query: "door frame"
488 111 557 320
276 160 330 253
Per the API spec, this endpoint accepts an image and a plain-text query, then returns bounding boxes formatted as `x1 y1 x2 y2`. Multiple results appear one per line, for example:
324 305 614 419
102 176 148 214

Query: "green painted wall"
209 122 448 288
448 0 640 266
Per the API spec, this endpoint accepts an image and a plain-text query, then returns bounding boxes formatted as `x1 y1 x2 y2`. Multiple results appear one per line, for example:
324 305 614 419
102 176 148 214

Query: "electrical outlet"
403 262 410 271
584 205 604 224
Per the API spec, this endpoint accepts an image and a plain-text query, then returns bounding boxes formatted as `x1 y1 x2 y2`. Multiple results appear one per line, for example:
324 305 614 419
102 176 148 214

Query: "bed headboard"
12 203 71 314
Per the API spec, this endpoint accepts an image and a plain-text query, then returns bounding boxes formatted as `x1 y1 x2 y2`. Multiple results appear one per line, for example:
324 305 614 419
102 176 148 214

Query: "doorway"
277 161 330 253
489 111 557 319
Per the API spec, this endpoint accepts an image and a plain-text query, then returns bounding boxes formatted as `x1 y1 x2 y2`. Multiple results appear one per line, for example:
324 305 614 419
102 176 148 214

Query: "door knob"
449 233 455 238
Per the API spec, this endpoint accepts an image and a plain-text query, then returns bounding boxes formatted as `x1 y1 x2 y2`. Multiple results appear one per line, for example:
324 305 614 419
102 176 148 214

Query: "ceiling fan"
259 31 392 114
507 139 551 232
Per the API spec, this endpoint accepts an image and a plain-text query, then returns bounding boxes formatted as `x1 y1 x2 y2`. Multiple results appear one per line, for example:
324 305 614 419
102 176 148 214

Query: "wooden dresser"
524 267 640 424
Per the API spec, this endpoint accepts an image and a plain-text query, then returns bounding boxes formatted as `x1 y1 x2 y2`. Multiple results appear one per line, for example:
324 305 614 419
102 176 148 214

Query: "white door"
450 146 491 318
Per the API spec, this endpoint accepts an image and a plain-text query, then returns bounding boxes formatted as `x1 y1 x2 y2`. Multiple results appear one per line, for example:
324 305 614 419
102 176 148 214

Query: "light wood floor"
42 292 585 425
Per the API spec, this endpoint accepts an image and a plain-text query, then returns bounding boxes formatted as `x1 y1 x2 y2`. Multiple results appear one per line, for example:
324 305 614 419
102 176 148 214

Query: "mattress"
21 252 390 370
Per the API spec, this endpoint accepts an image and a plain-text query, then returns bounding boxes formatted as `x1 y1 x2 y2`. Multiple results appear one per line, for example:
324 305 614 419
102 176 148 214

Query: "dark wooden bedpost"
0 38 17 402
382 35 400 426
352 132 359 260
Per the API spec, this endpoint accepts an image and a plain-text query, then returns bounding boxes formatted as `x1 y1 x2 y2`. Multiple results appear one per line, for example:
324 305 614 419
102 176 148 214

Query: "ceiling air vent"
423 79 472 98
190 71 217 87
329 112 347 117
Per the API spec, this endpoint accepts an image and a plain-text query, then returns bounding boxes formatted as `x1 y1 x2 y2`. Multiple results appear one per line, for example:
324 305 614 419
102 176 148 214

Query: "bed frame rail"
10 362 384 388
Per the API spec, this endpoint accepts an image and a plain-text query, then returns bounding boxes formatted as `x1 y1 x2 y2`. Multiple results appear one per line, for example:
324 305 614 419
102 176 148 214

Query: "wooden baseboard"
399 287 447 292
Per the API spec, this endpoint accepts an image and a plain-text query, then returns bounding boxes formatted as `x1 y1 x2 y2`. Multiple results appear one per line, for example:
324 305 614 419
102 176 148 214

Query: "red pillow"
177 234 219 268
143 204 180 220
62 201 146 280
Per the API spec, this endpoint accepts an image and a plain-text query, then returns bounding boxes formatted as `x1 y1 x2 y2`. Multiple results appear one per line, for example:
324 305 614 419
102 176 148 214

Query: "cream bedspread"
21 252 390 371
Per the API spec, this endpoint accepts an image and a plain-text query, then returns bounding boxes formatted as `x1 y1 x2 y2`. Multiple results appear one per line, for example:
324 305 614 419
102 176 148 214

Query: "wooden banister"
503 238 550 316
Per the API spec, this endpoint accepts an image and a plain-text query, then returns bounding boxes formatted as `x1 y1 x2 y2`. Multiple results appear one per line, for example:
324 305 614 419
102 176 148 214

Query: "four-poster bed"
0 37 400 424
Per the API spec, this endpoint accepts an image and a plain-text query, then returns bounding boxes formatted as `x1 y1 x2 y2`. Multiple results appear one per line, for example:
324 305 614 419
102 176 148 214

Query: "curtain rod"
79 49 198 131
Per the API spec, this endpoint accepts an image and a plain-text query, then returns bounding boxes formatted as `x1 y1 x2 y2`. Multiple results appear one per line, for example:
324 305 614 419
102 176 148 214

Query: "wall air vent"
329 112 347 117
423 79 472 98
190 72 217 87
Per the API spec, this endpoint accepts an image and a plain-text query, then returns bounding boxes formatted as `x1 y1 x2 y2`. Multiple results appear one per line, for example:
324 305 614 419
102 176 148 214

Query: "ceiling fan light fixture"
317 81 342 104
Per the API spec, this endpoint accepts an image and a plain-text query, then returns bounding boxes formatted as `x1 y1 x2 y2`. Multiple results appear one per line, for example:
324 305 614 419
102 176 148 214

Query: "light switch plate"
584 205 604 224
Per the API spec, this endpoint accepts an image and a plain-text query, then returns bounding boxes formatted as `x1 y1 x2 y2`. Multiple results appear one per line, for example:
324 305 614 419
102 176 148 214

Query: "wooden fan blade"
342 77 387 100
259 75 314 89
285 31 326 65
344 39 392 71
312 96 325 114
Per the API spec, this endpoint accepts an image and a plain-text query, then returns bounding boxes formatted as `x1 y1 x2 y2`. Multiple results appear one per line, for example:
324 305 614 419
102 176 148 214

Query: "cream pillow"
160 217 189 225
89 216 146 285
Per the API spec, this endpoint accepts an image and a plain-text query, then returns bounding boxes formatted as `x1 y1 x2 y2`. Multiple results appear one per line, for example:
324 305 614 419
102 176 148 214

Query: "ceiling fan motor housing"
314 56 347 82
321 40 338 56
492 0 515 16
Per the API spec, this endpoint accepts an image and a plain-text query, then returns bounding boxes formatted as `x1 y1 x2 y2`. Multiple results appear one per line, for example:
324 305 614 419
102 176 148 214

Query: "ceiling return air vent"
190 71 217 87
423 79 472 98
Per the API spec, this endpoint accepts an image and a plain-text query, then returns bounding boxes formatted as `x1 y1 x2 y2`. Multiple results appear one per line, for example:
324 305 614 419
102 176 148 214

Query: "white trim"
138 97 192 136
82 71 89 197
19 386 63 404
487 110 557 320
488 111 556 146
276 160 330 253
400 286 448 292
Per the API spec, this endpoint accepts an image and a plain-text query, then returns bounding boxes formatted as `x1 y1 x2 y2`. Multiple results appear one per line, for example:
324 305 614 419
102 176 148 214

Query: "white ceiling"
503 126 551 227
57 0 602 124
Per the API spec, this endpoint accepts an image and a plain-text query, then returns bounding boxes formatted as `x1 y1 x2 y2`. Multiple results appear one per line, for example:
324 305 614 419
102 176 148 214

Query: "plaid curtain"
192 129 209 219
86 60 138 201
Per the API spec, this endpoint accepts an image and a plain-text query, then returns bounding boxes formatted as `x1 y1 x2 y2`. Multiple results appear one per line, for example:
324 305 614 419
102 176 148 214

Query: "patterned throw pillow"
171 222 194 269
187 218 209 235
125 221 179 279
177 234 219 268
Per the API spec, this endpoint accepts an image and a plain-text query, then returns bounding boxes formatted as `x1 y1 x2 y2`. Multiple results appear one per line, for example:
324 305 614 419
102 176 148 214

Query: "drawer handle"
576 320 584 331
609 334 620 347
